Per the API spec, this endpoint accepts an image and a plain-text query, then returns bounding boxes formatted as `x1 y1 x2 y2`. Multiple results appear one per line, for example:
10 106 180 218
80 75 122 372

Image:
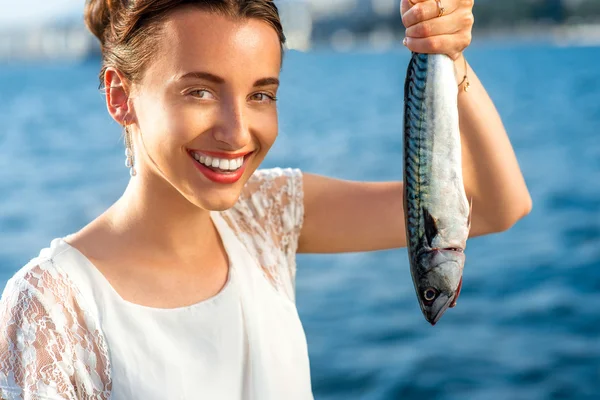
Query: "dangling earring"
123 120 137 177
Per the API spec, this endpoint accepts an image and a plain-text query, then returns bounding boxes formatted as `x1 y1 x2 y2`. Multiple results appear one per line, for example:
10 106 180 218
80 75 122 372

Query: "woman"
0 0 531 398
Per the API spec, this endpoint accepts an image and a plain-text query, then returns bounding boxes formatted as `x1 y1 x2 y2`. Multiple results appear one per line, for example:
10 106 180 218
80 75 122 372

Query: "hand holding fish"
401 0 474 62
398 1 530 325
299 0 530 326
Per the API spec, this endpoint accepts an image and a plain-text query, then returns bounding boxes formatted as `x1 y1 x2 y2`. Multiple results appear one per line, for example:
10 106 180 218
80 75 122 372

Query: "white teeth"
192 152 246 171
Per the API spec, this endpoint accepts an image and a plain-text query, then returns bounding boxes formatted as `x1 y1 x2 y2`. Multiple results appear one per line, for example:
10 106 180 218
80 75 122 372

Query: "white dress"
0 168 313 400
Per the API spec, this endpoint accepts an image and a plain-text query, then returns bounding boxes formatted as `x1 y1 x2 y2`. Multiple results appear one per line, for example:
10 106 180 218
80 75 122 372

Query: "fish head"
413 249 465 326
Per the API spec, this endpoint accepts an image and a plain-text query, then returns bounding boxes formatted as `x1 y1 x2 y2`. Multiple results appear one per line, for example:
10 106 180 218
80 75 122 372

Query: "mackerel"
403 53 471 325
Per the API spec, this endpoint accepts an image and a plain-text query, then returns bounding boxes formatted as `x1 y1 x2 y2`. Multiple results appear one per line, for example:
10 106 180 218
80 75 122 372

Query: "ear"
104 67 134 125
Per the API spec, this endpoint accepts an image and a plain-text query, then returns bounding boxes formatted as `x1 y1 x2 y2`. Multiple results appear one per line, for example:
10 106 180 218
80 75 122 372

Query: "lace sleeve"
221 168 304 302
0 260 111 400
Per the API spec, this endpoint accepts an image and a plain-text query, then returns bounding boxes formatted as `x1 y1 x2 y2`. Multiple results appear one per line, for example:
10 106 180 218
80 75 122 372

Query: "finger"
404 30 472 57
402 0 459 28
402 0 439 18
405 13 461 38
405 8 473 38
400 0 415 16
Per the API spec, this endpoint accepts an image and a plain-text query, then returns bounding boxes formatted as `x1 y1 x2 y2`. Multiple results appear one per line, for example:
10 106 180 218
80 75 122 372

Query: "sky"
0 0 352 29
0 0 84 28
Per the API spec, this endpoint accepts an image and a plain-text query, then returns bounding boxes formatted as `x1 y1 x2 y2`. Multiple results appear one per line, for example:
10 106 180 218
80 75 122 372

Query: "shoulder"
2 239 76 305
236 167 304 234
0 237 106 342
219 168 305 301
226 167 304 242
0 240 111 398
2 254 62 311
1 241 87 331
244 167 303 190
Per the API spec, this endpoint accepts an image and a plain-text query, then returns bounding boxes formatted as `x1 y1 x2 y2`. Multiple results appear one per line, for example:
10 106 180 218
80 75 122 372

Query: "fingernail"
403 37 408 47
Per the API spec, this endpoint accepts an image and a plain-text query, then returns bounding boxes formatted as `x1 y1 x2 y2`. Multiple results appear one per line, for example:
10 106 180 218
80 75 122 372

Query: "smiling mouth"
186 149 254 184
188 150 253 173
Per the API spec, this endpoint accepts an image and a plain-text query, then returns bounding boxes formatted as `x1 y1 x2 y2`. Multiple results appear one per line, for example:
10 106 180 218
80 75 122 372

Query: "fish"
402 52 471 326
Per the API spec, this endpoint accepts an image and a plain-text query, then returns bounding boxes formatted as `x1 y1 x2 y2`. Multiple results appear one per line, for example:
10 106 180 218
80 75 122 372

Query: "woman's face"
128 8 281 211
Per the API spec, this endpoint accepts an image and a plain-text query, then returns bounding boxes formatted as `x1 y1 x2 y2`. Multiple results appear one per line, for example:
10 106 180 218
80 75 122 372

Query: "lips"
187 149 253 184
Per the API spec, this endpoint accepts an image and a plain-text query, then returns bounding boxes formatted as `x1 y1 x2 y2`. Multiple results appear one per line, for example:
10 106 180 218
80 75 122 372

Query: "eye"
423 288 438 302
189 89 215 100
251 92 277 103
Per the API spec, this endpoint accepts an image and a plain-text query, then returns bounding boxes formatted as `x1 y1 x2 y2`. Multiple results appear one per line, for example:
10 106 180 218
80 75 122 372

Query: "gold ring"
436 0 445 17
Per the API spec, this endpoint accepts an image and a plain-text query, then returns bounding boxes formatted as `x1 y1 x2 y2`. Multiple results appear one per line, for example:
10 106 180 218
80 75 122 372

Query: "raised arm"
297 0 531 254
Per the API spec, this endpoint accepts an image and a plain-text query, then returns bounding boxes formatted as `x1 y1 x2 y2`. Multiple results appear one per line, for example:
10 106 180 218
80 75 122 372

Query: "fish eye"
423 288 438 302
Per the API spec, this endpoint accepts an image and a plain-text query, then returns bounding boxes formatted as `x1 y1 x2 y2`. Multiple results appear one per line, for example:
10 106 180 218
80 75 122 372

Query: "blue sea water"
1 42 599 399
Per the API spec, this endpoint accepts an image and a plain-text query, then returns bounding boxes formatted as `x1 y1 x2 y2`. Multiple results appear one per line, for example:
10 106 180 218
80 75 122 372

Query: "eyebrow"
179 71 279 87
253 77 280 87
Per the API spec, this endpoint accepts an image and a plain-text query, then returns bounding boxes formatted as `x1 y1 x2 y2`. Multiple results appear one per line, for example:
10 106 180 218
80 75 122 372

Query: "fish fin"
467 197 473 233
450 277 463 308
422 207 439 247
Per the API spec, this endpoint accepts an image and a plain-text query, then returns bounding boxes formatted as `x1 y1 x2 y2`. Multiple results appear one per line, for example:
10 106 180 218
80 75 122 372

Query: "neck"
105 171 219 263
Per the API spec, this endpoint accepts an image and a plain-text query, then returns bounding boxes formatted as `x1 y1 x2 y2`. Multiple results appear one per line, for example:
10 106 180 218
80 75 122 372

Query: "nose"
213 98 252 150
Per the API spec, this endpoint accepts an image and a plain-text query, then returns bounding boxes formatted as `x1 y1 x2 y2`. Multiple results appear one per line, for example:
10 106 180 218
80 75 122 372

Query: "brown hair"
84 0 286 89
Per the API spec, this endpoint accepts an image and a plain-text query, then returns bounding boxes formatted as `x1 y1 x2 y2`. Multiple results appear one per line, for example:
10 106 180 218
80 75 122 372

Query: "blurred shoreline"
474 23 600 47
1 0 600 62
1 23 599 64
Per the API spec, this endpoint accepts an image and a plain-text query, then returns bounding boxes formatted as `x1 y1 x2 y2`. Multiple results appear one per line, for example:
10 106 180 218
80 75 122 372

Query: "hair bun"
84 0 123 45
